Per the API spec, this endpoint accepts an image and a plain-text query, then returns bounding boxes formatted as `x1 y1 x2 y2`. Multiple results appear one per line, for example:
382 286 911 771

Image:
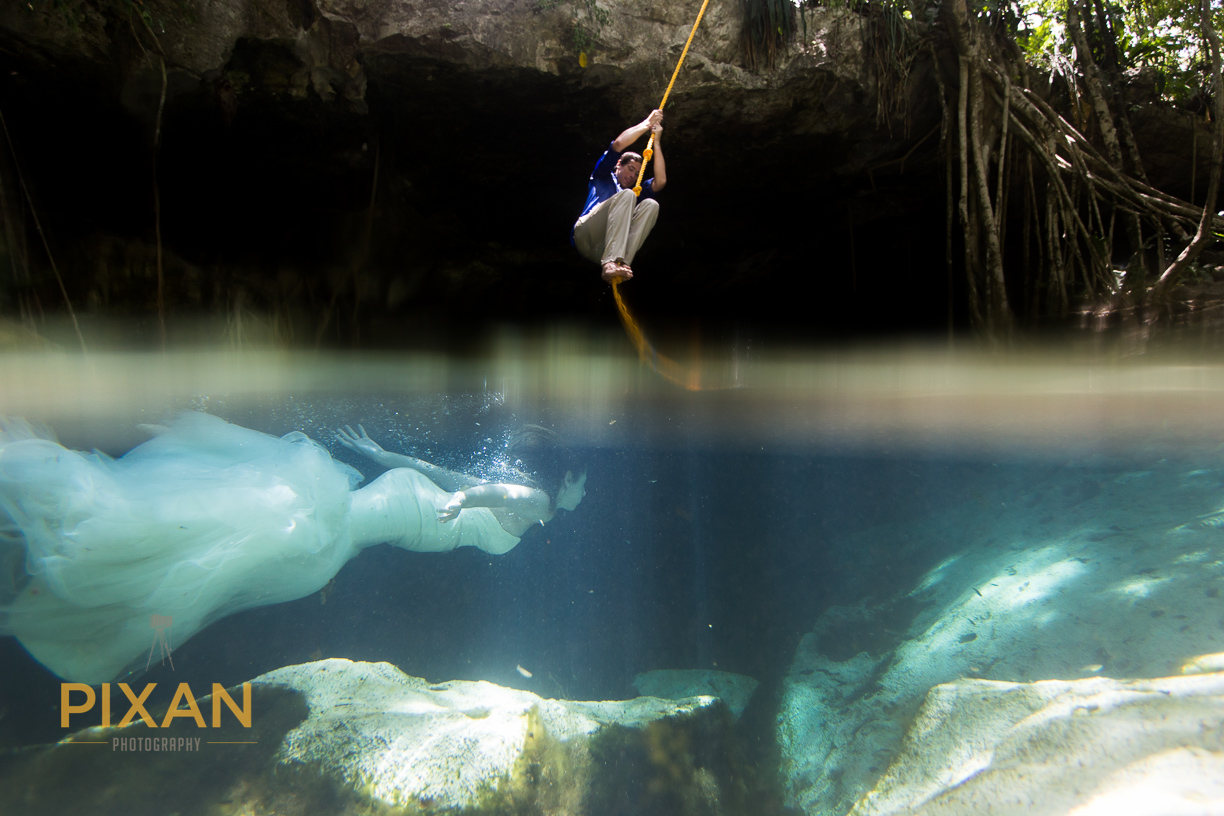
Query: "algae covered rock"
633 668 760 718
0 658 749 815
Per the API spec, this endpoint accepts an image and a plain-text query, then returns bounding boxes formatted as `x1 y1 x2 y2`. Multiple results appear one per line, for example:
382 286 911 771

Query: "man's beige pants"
573 189 660 267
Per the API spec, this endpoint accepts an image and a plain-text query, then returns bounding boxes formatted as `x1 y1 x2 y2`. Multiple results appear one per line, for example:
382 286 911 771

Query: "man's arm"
650 122 666 191
612 110 664 153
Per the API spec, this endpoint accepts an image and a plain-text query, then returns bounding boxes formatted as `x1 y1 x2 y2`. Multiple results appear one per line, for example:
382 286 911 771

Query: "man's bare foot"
601 260 633 283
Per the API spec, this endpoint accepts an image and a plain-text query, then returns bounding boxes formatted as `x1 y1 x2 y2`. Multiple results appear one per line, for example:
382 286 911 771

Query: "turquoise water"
2 336 1223 814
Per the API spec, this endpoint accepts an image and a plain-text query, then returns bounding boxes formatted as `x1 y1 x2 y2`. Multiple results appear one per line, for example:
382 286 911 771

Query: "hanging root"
936 0 1218 335
740 0 796 71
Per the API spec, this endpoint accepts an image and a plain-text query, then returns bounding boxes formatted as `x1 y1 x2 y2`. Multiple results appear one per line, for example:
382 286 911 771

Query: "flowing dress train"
0 412 520 684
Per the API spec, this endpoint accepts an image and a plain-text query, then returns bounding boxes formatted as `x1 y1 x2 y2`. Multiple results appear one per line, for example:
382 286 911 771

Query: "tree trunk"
969 62 1012 331
940 0 1016 336
1156 0 1224 290
1065 0 1123 168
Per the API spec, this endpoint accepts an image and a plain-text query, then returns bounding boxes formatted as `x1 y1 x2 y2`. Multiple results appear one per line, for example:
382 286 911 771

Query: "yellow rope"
615 0 713 391
633 0 712 196
611 279 704 391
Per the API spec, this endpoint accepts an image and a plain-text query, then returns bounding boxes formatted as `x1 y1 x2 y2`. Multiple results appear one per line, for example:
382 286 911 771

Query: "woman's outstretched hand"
438 492 464 522
336 425 386 460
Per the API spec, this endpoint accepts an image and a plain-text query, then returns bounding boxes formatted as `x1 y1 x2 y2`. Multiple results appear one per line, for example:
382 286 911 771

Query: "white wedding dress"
0 412 521 684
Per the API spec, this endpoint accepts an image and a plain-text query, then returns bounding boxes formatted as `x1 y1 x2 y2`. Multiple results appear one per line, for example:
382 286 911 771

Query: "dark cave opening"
0 43 965 348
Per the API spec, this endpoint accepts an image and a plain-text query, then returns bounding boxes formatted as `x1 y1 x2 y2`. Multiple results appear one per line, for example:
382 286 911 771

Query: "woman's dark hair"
506 425 585 508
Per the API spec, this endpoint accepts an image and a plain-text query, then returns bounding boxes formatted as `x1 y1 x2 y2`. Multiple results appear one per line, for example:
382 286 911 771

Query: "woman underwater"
0 412 586 684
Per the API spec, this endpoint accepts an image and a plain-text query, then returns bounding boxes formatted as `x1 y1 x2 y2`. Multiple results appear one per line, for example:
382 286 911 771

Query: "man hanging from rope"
571 110 667 284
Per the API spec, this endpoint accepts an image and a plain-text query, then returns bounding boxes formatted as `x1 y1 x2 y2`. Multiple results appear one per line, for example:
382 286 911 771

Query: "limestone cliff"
0 0 1199 342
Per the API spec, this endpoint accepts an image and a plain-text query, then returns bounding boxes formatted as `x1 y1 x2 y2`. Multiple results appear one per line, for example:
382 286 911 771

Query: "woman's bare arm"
336 425 480 492
438 483 551 524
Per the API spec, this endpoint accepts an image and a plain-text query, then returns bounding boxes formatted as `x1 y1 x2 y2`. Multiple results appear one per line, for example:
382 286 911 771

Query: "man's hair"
617 152 643 166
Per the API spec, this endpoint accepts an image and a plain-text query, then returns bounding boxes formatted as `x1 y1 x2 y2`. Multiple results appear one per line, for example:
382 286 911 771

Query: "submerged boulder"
779 459 1224 816
0 658 749 815
853 672 1224 816
262 658 743 814
633 668 760 718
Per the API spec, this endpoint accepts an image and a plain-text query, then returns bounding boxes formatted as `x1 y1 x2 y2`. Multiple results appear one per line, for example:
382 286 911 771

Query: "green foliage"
1015 0 1221 105
793 0 1216 108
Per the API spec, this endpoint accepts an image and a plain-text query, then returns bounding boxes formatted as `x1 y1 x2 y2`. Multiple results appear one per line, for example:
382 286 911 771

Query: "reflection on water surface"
5 328 1224 456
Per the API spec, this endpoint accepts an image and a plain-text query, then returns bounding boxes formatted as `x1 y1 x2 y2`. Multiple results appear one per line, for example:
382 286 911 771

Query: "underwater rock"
852 672 1224 816
780 461 1224 816
633 668 760 718
0 658 745 815
1181 651 1224 675
0 681 313 816
263 658 740 813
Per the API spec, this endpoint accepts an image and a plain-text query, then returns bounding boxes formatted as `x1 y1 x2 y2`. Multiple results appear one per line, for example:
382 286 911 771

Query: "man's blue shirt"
571 143 657 244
